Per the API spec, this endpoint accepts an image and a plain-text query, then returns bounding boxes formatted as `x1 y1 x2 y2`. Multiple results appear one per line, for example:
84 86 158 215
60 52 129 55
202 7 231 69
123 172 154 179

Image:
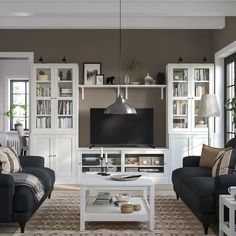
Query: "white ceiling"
0 0 236 29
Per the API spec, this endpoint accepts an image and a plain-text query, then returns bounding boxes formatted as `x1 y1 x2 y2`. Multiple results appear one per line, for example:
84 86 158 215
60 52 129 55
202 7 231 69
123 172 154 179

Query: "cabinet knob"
49 155 52 158
53 155 56 157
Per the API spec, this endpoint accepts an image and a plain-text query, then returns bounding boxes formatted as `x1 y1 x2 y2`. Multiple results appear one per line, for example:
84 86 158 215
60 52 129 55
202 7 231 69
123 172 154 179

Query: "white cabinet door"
191 135 208 156
53 135 75 178
170 135 190 170
29 135 53 168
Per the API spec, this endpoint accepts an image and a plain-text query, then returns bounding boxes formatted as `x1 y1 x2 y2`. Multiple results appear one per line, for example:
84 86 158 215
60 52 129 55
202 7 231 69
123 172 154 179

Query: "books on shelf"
173 83 187 97
37 100 51 115
195 85 208 97
60 88 72 97
93 192 111 205
36 117 51 128
58 101 73 115
194 69 209 81
36 84 51 97
173 101 187 115
58 117 72 128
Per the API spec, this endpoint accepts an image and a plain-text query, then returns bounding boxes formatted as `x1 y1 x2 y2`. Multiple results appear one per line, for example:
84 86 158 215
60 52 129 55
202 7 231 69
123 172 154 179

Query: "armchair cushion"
199 144 232 168
212 149 236 177
0 147 22 174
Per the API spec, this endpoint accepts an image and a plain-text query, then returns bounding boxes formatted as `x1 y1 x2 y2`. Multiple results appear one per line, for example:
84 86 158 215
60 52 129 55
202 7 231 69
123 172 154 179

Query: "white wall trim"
215 41 236 146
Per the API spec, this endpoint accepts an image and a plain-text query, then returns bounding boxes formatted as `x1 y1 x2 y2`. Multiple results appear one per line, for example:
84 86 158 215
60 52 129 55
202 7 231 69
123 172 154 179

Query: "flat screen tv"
90 108 154 146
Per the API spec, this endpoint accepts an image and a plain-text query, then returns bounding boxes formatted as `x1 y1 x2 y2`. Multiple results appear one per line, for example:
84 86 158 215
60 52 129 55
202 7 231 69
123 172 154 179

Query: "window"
9 80 29 131
225 53 236 142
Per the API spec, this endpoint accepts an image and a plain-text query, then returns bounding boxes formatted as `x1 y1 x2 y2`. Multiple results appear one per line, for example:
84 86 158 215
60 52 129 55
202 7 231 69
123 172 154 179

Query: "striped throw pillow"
212 149 236 177
0 147 22 174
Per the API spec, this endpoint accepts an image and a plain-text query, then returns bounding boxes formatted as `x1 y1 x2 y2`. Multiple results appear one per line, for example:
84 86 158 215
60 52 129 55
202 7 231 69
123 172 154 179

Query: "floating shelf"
78 84 167 100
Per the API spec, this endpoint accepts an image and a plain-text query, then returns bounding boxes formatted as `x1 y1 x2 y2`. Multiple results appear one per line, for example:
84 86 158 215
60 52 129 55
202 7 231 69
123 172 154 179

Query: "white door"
53 135 75 178
170 134 190 170
29 135 53 168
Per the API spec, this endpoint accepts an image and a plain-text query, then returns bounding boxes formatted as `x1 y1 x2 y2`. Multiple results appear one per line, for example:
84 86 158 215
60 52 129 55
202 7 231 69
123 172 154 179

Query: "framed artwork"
83 63 101 85
96 74 104 85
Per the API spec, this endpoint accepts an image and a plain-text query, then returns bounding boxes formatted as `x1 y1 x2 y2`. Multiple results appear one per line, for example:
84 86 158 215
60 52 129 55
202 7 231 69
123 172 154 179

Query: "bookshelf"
167 63 214 170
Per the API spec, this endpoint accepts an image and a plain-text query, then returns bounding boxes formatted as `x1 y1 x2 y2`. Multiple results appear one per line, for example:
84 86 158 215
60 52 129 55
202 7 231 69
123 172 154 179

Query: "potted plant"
4 104 26 130
125 58 142 84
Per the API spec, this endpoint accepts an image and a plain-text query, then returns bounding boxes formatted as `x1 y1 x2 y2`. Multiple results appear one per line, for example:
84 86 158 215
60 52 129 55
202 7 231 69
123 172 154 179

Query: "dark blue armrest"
0 173 15 221
183 156 200 167
19 155 44 168
214 174 236 195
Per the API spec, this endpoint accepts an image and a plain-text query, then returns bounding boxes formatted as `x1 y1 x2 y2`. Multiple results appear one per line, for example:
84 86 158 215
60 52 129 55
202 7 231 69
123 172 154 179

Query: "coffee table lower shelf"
85 197 149 221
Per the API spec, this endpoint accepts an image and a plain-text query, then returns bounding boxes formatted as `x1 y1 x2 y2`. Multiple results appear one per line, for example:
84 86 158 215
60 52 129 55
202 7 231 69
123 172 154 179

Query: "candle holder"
97 151 110 176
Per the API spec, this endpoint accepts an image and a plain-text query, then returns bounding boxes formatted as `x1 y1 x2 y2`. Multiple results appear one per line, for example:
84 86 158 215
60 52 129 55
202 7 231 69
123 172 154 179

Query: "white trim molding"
214 41 236 146
0 0 235 29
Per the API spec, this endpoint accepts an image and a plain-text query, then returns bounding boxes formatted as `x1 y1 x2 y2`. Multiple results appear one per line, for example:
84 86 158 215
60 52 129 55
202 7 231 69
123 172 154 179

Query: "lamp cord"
119 0 122 96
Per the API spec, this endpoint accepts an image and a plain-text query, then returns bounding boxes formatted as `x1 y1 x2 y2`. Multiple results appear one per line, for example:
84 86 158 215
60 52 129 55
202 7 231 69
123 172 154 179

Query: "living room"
1 1 236 235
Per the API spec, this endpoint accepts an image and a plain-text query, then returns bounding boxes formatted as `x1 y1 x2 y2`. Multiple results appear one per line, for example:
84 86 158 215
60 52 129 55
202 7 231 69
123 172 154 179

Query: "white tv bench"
77 147 170 184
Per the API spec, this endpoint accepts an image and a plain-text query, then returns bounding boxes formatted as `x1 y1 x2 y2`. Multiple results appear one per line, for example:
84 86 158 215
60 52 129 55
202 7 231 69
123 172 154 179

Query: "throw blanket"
10 173 45 202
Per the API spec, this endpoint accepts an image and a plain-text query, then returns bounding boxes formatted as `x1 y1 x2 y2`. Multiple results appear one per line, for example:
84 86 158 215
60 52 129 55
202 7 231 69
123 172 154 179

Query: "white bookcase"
167 63 215 170
78 147 170 184
30 63 79 184
31 63 78 133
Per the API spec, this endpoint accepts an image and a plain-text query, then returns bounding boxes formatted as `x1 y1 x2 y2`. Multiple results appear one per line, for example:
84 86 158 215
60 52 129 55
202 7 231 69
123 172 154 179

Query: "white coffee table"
79 173 155 231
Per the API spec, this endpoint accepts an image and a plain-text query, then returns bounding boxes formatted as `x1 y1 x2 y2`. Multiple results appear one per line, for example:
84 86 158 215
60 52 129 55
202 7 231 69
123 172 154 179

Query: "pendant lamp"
104 0 136 115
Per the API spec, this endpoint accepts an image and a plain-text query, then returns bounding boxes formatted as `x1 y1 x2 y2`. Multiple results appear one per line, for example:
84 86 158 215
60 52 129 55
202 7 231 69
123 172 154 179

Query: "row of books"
58 117 72 128
195 85 208 97
37 100 51 115
173 118 188 128
173 83 188 97
36 117 51 128
58 101 72 115
194 69 209 81
36 85 51 97
59 88 72 97
173 101 187 115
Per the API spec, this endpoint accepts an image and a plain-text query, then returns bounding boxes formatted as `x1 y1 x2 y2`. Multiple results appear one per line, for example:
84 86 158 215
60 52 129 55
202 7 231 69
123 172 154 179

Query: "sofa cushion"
182 177 215 213
22 167 55 192
0 147 22 174
199 144 231 168
14 185 35 212
212 149 236 177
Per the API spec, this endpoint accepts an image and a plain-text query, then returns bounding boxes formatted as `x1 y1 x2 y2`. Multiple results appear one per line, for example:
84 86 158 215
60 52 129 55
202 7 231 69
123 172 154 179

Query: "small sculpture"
144 73 154 85
66 70 72 80
62 56 67 63
106 76 115 84
59 71 63 80
39 56 44 63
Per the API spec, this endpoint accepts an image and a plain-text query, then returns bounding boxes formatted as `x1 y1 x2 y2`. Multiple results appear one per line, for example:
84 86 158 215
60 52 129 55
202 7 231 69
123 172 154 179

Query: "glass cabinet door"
193 68 210 129
56 67 74 129
172 68 189 129
35 67 52 129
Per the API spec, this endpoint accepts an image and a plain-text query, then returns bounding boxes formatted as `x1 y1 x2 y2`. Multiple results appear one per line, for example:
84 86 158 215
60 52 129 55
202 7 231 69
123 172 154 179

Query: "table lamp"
197 94 220 145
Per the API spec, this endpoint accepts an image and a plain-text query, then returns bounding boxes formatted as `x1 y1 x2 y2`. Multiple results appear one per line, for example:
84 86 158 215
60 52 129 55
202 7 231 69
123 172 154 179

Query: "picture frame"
83 63 101 85
96 74 104 85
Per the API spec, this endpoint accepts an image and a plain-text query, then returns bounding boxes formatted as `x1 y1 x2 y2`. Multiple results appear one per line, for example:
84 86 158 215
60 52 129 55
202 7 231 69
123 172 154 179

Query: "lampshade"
104 94 137 114
197 94 220 117
104 0 136 115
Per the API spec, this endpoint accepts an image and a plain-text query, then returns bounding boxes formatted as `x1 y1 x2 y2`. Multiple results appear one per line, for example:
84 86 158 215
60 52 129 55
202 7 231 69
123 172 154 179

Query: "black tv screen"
90 108 154 146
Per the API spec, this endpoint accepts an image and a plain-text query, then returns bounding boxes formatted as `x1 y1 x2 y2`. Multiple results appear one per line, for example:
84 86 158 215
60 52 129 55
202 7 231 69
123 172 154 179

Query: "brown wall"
0 29 213 147
212 17 236 53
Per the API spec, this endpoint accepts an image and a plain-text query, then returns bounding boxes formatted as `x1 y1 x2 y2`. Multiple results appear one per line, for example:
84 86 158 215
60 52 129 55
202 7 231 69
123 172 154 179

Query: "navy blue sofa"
0 155 55 233
172 155 236 234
